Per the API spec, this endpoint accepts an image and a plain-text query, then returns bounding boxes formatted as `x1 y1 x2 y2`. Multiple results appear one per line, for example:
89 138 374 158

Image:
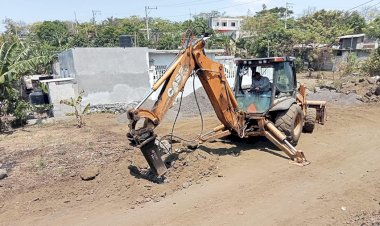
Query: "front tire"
275 104 304 146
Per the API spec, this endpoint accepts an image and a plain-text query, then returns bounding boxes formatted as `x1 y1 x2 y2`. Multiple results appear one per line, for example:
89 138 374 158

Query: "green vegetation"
60 91 90 128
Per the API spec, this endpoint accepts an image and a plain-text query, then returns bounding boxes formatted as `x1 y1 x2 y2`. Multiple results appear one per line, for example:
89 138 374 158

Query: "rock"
217 173 224 178
375 86 380 96
366 91 373 97
0 169 8 180
136 196 144 204
359 78 365 83
144 184 152 189
178 153 187 161
182 182 191 188
158 140 171 151
367 77 376 84
80 166 99 181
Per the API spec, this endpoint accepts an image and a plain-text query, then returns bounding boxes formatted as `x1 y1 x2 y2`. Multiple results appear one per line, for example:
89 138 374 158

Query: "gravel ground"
307 88 363 106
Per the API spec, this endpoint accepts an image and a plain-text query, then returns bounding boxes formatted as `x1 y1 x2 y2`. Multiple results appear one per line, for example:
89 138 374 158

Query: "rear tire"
275 104 304 146
303 108 316 133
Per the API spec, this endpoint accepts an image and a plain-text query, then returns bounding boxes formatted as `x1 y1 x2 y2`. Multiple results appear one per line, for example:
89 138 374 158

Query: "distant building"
333 34 379 70
209 17 243 39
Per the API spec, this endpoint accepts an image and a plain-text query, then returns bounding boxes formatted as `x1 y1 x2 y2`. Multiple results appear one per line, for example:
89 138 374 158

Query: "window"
274 63 295 93
231 22 236 27
216 22 220 26
222 22 227 27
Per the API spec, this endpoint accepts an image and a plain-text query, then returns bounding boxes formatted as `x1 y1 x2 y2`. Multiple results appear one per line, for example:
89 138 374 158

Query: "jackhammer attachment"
138 136 168 177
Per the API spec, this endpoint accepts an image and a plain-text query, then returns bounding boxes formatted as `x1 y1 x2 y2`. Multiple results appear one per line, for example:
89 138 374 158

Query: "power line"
365 0 380 10
159 0 228 8
347 0 377 12
165 0 272 19
158 0 205 7
217 0 272 10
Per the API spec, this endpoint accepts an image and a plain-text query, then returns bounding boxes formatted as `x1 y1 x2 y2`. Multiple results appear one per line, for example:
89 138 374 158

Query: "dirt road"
1 104 380 225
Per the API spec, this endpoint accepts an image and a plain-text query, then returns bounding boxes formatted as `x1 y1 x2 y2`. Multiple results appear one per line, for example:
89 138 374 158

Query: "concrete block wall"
48 81 77 117
59 47 151 105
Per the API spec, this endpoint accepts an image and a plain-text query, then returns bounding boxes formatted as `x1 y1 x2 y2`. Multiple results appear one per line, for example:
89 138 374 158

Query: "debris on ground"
346 210 380 225
80 166 100 181
307 76 380 105
0 169 7 180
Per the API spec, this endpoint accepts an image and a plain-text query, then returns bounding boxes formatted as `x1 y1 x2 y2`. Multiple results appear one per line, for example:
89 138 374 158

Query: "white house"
209 17 243 39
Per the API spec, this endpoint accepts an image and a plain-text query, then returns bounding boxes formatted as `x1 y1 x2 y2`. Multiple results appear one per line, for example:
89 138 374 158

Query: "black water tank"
119 35 133 48
29 90 49 105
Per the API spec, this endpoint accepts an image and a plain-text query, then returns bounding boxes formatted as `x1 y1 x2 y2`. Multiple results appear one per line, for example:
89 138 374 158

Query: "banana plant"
0 39 53 128
60 91 91 128
0 41 52 85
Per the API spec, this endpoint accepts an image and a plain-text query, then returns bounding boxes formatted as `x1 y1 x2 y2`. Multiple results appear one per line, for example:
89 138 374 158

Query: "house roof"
338 34 365 39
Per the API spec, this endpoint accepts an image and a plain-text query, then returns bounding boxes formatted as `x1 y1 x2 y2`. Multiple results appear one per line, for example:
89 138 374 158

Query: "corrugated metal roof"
338 34 365 39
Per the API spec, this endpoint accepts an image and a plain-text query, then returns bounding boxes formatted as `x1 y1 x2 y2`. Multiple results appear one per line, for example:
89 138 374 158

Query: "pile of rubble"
89 102 138 114
340 76 380 103
309 76 380 105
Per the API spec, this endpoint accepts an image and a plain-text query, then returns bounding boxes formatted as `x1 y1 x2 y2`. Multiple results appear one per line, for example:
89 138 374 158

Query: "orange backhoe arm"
127 38 244 176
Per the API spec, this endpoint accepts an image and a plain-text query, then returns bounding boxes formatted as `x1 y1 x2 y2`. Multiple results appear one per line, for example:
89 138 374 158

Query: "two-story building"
333 34 379 67
209 17 243 39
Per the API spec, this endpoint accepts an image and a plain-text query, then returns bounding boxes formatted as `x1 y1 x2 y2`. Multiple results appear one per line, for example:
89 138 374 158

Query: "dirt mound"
0 114 221 223
340 76 380 103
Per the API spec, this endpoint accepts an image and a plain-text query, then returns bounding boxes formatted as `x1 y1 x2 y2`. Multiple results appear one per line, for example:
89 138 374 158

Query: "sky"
0 0 379 32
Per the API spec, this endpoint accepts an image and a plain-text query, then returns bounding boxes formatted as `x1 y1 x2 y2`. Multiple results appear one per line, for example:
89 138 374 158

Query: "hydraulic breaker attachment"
138 136 168 177
265 122 310 166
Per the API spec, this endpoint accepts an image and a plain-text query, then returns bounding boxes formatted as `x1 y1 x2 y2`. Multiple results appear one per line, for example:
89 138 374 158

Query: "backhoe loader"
127 35 326 177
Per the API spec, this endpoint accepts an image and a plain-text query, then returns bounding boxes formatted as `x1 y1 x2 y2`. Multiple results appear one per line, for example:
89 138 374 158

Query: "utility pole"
285 2 294 29
267 39 270 57
73 11 79 34
145 6 157 41
92 10 101 25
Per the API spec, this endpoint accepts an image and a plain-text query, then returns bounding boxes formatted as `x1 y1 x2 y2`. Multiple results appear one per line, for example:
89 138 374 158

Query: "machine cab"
233 57 297 114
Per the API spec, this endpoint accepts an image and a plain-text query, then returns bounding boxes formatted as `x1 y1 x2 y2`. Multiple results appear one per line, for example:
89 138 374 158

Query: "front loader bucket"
139 137 167 177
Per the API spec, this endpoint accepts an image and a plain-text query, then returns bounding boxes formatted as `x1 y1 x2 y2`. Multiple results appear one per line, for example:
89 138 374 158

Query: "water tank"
29 90 49 105
119 35 133 48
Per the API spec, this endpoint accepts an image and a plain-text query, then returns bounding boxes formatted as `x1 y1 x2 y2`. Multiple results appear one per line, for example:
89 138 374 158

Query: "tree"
34 21 69 48
344 11 367 34
366 16 380 39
